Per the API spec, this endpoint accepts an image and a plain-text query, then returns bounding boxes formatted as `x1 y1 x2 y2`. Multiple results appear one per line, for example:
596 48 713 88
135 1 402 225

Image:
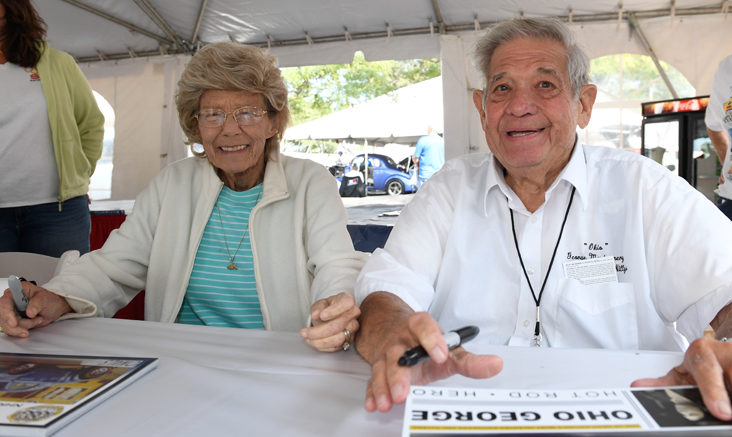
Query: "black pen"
398 325 480 366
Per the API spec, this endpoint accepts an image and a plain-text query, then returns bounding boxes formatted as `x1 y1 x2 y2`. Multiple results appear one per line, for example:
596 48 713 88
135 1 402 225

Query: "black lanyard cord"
509 186 576 342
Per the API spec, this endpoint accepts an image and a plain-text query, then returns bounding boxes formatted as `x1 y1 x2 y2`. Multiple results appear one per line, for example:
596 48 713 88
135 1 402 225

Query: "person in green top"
0 0 104 257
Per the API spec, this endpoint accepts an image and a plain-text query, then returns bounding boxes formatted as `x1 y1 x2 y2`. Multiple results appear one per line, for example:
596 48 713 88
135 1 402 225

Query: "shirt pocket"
553 278 638 350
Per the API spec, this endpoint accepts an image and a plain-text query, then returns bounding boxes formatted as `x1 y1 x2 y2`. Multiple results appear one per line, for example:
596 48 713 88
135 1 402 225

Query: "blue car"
348 154 416 195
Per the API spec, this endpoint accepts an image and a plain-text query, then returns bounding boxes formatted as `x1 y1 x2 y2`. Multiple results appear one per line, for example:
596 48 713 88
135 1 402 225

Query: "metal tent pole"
628 12 679 99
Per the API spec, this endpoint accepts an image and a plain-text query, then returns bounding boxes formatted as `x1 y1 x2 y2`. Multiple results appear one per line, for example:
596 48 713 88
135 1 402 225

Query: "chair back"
0 251 79 286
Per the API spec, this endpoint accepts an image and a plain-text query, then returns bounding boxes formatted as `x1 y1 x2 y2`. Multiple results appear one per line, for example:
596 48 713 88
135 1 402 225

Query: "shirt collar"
558 136 589 211
483 136 589 215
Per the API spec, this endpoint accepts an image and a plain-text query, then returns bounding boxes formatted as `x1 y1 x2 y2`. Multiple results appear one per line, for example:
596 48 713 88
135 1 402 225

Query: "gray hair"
472 18 590 100
176 42 291 159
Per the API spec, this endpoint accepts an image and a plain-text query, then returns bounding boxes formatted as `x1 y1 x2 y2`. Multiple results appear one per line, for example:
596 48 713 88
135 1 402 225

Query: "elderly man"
353 18 732 420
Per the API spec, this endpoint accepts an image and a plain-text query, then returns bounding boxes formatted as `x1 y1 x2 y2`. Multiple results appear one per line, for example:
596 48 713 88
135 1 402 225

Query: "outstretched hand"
300 292 360 352
632 337 732 421
355 293 503 412
0 282 72 338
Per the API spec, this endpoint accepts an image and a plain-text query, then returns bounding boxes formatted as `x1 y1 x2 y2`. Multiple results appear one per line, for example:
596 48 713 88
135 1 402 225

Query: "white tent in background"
285 77 443 146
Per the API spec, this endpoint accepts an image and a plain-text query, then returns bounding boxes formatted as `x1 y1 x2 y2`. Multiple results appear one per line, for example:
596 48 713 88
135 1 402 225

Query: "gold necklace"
216 183 263 270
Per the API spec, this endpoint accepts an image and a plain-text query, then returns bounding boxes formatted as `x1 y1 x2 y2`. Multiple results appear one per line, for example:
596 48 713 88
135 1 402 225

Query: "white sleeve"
303 165 370 304
644 174 732 339
355 172 456 311
44 171 166 318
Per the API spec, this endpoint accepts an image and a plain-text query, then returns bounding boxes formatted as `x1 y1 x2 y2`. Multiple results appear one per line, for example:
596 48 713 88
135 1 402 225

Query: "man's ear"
576 84 597 129
472 89 487 130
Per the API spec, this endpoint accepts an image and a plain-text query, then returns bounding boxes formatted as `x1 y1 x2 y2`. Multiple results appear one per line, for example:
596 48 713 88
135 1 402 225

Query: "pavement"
341 193 414 226
90 192 415 226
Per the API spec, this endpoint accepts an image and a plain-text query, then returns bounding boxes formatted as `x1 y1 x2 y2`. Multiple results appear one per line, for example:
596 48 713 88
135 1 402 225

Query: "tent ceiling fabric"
39 0 726 64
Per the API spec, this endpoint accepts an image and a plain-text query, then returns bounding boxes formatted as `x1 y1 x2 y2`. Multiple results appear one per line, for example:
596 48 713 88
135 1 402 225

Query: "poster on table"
403 385 732 436
0 353 157 437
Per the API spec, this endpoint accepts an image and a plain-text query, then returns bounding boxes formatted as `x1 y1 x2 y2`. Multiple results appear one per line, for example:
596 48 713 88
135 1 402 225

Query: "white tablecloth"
0 318 684 436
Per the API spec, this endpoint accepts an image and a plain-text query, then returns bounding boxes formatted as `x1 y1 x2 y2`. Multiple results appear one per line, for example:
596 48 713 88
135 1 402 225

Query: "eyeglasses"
195 106 269 128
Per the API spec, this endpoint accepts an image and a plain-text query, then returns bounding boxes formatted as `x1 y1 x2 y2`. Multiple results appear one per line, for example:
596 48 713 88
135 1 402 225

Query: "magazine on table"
0 353 157 437
403 385 732 436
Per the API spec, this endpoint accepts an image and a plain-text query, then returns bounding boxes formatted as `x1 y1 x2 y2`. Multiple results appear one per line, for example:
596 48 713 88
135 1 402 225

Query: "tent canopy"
285 77 443 145
33 1 732 200
40 0 726 65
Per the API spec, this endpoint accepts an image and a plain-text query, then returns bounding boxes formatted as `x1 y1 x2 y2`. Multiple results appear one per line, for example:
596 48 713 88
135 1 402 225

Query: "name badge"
562 256 618 285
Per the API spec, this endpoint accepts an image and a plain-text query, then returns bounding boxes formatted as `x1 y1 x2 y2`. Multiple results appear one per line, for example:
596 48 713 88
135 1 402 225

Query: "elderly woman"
0 42 367 352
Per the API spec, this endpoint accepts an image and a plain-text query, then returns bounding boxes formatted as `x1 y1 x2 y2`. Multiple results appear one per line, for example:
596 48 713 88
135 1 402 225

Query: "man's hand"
0 282 72 338
632 337 732 421
300 292 360 352
355 292 503 412
633 303 732 421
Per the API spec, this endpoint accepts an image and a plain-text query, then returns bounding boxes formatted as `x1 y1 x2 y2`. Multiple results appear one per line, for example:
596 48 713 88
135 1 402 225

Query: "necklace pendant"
531 333 542 347
227 263 238 270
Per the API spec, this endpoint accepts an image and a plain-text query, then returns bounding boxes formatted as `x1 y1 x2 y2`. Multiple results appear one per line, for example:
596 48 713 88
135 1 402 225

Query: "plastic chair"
0 251 144 320
0 250 80 285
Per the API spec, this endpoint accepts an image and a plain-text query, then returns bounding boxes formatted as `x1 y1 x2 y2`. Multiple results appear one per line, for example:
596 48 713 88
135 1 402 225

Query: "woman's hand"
0 282 72 338
300 292 360 352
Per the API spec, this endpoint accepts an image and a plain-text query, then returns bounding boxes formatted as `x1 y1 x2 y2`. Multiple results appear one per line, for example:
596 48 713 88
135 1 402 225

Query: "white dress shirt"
355 141 732 351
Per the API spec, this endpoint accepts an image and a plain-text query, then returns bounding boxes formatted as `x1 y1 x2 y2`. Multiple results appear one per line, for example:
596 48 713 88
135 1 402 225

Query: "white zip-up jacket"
46 149 368 331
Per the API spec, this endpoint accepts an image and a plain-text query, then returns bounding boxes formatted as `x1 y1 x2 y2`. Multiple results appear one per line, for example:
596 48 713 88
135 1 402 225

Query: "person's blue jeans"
717 197 732 221
0 195 91 257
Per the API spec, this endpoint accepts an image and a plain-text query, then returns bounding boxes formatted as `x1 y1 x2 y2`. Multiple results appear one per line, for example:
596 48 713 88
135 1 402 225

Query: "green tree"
590 54 695 102
282 52 440 126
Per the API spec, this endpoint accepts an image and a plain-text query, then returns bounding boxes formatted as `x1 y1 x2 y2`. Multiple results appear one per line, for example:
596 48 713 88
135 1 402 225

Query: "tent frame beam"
72 5 724 63
133 0 188 53
251 6 724 48
190 0 209 45
627 12 679 99
77 48 185 63
61 0 173 46
431 0 446 34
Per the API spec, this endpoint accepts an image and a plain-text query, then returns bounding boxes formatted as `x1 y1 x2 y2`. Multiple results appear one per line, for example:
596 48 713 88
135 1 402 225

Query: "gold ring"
0 326 4 333
343 329 351 343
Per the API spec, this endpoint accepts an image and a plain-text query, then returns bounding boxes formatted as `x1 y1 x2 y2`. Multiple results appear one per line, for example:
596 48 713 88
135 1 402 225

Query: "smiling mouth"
220 145 248 152
507 129 544 137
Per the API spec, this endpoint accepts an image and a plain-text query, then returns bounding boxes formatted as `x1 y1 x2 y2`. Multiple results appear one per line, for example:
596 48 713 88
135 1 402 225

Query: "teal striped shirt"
177 184 265 329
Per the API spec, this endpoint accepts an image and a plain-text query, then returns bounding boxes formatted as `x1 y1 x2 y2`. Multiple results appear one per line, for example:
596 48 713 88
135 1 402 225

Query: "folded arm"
707 127 730 169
